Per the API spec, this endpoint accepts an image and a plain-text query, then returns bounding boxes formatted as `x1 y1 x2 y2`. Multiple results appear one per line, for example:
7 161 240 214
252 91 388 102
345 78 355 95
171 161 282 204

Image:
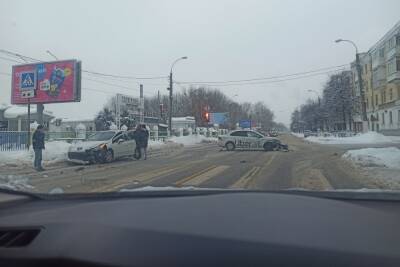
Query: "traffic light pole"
168 72 173 136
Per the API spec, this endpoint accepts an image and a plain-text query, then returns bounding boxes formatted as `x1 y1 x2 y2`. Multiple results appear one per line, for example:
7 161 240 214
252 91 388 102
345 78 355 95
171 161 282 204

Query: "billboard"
209 112 228 125
11 60 81 104
239 120 256 128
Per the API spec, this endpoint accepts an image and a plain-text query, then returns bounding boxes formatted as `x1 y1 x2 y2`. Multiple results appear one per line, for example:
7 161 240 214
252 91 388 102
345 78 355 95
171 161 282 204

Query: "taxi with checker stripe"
218 130 288 151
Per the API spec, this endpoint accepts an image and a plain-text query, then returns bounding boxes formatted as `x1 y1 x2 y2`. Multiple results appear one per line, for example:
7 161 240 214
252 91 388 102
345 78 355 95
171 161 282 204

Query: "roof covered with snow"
172 116 195 122
3 106 54 119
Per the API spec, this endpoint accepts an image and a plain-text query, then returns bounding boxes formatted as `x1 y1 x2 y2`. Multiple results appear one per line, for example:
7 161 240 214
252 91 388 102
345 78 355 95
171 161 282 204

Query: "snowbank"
305 132 400 145
291 132 304 138
169 135 218 146
342 147 400 169
0 174 34 191
0 141 71 166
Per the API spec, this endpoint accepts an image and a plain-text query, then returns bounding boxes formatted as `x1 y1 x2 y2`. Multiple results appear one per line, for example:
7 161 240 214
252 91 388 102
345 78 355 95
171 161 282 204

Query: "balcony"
378 100 396 110
387 71 400 83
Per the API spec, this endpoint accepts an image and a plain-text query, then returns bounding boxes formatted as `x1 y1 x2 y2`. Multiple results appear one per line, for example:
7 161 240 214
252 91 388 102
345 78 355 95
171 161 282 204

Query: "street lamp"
168 56 188 134
335 38 367 131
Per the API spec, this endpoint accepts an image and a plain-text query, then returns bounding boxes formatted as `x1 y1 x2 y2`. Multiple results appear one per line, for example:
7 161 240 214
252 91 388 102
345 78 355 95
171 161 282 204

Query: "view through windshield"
0 0 400 196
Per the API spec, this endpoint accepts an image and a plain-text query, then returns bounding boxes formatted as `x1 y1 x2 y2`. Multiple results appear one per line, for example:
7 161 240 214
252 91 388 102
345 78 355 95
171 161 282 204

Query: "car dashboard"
0 190 399 267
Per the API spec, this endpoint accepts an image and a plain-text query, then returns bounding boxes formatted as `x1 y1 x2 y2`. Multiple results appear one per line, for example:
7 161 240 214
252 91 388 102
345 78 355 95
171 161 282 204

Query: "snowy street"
1 133 400 193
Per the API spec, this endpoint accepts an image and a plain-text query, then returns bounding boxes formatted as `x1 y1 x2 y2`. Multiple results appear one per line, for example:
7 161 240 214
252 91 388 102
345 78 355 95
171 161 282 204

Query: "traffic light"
204 112 210 122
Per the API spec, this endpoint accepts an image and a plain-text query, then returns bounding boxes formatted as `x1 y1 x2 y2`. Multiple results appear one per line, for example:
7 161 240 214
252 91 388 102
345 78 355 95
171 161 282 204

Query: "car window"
230 131 247 137
247 131 262 138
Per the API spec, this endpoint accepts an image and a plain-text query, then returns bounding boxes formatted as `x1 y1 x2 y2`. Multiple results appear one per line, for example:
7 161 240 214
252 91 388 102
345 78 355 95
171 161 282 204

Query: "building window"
366 98 369 109
375 94 378 106
379 48 384 58
388 36 396 50
389 111 393 124
397 35 400 46
364 64 368 74
397 58 400 71
389 88 393 100
398 110 400 123
382 113 385 125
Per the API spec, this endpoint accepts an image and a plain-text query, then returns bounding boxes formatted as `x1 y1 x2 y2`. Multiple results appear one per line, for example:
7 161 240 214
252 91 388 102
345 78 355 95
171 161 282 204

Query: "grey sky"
1 0 399 126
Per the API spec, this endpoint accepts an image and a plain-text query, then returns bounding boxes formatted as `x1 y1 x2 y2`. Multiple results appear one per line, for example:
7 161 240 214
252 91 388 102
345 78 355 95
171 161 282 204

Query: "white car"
218 130 288 151
67 130 137 164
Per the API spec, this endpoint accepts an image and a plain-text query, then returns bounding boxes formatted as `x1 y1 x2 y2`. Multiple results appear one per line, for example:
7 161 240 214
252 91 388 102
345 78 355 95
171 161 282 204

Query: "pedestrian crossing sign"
20 71 36 91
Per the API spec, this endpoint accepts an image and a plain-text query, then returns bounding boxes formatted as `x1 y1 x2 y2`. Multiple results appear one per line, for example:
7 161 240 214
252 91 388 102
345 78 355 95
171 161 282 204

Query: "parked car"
218 130 288 151
67 130 137 164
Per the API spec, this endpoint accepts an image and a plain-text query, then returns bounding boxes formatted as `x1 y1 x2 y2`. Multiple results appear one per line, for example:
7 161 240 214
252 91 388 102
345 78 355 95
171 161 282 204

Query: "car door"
110 132 126 158
121 132 136 156
230 131 250 149
245 131 262 150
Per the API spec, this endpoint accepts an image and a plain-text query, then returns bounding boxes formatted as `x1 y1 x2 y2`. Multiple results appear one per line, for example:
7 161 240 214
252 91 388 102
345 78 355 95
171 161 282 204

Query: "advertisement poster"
11 60 81 104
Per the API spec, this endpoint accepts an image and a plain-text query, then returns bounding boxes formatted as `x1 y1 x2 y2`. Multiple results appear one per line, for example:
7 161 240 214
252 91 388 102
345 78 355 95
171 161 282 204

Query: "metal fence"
0 131 29 151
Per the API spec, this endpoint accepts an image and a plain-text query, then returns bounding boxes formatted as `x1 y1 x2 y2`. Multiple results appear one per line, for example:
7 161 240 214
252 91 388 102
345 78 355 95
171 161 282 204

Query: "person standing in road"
32 124 45 171
133 124 144 160
141 124 149 160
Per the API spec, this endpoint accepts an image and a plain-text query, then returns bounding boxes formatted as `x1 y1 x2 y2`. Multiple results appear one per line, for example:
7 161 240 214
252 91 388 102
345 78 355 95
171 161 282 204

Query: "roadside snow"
291 132 304 138
305 132 400 144
0 141 71 167
342 147 400 169
0 174 34 191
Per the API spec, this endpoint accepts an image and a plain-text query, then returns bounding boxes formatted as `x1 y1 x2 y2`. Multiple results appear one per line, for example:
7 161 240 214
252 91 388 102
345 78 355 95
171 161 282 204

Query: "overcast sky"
1 0 399 126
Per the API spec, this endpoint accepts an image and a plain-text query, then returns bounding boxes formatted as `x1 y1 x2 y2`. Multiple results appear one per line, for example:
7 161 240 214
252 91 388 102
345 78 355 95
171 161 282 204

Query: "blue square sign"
20 71 36 91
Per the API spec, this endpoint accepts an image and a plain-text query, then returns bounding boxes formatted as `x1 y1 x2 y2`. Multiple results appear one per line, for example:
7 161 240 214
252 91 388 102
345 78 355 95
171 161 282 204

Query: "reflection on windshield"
87 132 116 141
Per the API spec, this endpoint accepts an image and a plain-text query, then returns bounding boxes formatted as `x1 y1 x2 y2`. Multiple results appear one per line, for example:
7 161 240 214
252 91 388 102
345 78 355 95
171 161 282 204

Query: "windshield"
1 1 400 197
87 132 116 141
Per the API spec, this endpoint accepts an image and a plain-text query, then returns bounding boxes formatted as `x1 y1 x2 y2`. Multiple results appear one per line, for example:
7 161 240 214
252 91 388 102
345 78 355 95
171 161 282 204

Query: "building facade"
352 21 400 134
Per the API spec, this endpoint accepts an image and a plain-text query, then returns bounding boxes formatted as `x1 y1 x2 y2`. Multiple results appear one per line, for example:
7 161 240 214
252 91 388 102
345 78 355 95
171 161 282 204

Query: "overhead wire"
176 64 349 85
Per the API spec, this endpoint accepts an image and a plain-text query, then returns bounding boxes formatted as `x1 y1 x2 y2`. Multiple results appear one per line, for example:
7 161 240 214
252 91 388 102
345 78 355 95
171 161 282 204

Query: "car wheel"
225 142 235 151
104 149 114 163
263 142 274 151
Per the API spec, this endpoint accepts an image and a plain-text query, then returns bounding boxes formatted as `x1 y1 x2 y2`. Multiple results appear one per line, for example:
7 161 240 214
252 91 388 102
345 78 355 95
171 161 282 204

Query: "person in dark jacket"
132 125 144 160
32 124 45 171
141 124 149 160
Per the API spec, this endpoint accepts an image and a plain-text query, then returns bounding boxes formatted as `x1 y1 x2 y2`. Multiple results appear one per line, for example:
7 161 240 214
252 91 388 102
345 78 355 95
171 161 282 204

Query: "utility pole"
335 39 368 131
168 72 173 133
355 53 368 122
27 98 31 150
140 84 144 124
168 56 188 135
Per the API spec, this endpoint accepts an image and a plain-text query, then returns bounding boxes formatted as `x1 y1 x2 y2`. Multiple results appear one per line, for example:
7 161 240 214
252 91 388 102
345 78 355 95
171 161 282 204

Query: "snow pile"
0 174 34 191
342 147 400 169
305 132 400 144
169 135 218 146
0 141 71 166
291 132 304 138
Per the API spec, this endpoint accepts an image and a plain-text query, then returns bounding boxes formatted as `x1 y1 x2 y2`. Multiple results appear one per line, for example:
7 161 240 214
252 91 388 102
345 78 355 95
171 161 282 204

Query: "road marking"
174 165 218 187
90 164 185 192
230 166 261 189
178 165 230 186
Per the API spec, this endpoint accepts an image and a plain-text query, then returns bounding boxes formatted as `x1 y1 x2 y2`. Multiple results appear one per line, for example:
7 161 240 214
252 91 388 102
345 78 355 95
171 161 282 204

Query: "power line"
176 68 347 87
176 64 349 85
0 56 24 64
0 49 167 81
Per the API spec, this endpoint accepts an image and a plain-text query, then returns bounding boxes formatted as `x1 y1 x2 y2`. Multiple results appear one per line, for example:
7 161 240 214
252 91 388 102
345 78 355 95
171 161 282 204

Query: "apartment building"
352 21 400 134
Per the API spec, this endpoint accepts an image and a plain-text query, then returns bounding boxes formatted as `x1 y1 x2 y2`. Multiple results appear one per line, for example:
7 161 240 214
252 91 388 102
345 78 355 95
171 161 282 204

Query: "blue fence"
0 131 29 151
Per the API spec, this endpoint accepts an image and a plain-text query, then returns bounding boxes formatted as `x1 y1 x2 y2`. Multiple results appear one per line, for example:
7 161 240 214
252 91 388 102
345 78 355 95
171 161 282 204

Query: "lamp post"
335 39 368 132
168 56 188 135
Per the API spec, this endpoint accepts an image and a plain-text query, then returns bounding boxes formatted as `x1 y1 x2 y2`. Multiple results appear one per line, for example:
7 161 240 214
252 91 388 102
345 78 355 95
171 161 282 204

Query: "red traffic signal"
204 112 210 122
